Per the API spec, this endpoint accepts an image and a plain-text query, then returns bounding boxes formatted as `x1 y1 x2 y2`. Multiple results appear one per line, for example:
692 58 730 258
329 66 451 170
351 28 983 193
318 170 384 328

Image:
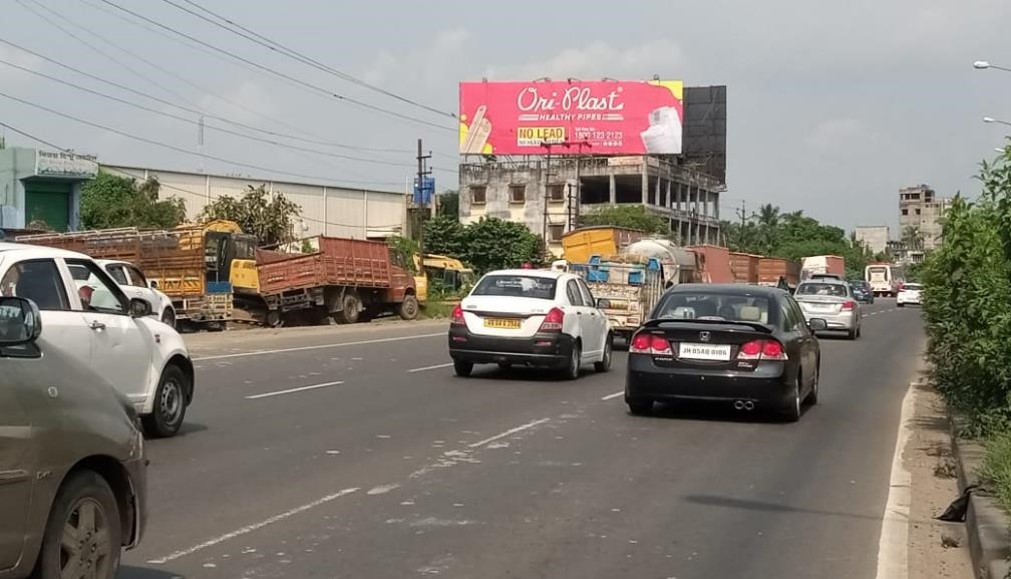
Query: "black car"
624 284 826 422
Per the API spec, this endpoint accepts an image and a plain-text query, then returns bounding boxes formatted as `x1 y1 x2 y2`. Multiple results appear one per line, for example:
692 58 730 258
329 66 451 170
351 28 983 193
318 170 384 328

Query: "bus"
864 264 905 297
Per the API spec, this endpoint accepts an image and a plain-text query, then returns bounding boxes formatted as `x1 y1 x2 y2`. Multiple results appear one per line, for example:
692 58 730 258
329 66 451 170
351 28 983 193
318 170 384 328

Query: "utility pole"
415 138 432 253
542 142 553 247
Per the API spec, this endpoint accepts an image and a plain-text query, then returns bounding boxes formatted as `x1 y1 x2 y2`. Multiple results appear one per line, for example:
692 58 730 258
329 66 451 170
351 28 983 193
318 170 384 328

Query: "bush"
423 216 543 273
922 149 1011 435
980 430 1011 513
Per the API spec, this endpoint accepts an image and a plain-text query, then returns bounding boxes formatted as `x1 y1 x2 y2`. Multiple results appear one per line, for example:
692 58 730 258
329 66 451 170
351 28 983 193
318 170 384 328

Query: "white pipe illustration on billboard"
640 106 683 154
462 105 492 154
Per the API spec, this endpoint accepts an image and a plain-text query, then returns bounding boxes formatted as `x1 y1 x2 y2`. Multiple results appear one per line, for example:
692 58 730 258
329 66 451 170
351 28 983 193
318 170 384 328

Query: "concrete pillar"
665 179 671 209
655 175 661 208
609 174 616 205
641 168 649 205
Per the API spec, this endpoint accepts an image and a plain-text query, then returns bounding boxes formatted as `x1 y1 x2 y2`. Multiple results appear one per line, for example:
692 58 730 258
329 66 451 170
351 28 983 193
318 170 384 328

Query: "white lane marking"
468 418 551 448
148 487 359 564
408 362 454 373
367 483 401 495
874 382 916 579
601 391 624 401
194 332 444 361
245 381 344 400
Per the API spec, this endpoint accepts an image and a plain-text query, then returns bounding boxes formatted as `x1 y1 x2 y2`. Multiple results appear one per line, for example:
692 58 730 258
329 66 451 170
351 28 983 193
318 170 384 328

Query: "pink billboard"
459 80 684 156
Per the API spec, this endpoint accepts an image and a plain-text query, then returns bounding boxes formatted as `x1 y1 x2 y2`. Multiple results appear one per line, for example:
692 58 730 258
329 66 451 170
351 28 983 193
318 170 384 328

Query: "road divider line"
468 418 551 448
246 381 345 400
194 332 445 361
408 362 454 373
601 391 624 401
874 381 916 579
148 487 360 564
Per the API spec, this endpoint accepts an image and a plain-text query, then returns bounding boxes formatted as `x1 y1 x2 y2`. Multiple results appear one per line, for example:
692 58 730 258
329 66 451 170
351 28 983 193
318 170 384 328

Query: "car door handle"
89 320 106 331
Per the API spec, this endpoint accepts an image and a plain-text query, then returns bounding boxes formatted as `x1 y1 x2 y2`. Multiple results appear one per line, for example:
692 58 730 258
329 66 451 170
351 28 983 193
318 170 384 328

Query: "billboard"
459 80 683 156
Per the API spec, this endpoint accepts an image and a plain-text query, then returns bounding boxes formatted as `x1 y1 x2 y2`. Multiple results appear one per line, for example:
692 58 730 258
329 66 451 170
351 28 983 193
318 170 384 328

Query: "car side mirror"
129 298 153 318
0 297 42 345
149 279 158 289
808 318 828 332
596 298 611 309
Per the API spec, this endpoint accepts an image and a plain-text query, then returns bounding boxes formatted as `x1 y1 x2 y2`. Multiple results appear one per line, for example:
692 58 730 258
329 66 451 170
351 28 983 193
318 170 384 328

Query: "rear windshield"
471 275 557 300
796 283 848 297
904 283 922 290
653 293 773 324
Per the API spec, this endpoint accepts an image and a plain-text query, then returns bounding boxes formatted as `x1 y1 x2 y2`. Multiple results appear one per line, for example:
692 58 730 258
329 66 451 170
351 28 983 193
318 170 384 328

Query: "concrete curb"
951 418 1011 579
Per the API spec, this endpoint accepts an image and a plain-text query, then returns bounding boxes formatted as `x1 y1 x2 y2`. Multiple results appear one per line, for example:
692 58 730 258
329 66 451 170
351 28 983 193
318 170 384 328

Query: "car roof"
481 269 566 280
0 242 89 260
664 283 785 297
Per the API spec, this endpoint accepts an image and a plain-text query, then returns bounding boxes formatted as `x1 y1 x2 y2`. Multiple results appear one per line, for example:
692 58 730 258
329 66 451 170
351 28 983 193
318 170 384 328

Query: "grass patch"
421 301 457 320
979 429 1011 512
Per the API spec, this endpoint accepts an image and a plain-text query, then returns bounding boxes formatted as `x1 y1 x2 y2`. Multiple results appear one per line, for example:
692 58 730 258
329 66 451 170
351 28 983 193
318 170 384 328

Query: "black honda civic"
624 284 826 422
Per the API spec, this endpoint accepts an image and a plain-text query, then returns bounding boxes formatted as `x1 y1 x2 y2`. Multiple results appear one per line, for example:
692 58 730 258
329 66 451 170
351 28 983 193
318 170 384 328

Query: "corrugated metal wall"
103 166 407 239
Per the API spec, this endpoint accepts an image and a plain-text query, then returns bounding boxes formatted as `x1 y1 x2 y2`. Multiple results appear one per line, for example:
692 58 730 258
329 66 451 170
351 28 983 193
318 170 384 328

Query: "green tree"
386 235 419 273
422 216 466 257
579 205 668 235
80 171 186 230
902 225 925 251
422 216 543 273
436 190 459 221
199 184 301 246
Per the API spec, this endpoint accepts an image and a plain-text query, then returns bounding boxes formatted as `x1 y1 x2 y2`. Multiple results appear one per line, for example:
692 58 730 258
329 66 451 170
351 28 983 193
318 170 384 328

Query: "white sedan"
896 283 923 307
0 243 195 437
448 269 613 379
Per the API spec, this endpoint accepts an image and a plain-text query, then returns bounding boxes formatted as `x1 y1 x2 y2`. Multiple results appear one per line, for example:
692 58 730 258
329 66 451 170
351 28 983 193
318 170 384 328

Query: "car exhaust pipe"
733 400 745 410
743 401 755 411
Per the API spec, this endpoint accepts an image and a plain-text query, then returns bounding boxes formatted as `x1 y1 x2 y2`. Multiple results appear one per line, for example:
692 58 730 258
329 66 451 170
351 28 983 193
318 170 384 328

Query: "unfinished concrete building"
457 86 727 256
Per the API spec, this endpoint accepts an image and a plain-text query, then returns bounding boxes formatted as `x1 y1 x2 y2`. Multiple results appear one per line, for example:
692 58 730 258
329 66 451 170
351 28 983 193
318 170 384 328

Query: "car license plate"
678 343 732 361
811 303 835 312
484 318 522 329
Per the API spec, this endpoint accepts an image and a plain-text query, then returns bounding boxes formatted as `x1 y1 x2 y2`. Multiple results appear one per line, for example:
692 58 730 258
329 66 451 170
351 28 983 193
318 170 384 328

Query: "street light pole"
984 116 1011 128
974 60 1011 73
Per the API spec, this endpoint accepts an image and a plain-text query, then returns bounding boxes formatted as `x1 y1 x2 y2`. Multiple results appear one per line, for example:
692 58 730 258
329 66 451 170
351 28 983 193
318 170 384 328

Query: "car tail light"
451 304 465 326
737 339 787 361
629 333 672 355
841 300 855 311
538 307 564 332
630 333 652 353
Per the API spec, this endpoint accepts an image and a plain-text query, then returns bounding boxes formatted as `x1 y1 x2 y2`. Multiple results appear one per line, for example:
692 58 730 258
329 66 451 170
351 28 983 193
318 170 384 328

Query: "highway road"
121 300 925 579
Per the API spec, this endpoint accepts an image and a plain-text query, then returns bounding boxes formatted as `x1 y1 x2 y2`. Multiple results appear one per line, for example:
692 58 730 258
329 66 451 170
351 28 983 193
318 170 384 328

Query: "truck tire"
333 292 361 324
399 294 419 320
265 310 282 328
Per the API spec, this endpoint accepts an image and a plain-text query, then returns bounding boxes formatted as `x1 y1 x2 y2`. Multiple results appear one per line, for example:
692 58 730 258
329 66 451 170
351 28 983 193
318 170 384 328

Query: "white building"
104 165 409 239
854 225 889 255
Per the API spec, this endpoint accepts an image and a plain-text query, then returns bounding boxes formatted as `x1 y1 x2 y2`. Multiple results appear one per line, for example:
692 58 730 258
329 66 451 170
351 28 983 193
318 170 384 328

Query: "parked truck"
687 245 734 284
573 255 665 345
17 224 242 329
801 255 845 280
728 252 761 284
758 257 802 289
560 226 647 263
245 235 418 327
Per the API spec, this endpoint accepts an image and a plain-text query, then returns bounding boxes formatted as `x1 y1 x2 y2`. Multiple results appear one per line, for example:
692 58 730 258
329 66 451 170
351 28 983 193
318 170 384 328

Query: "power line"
168 0 455 120
0 89 405 186
94 0 455 133
0 57 430 171
0 121 73 152
0 38 412 155
30 0 410 154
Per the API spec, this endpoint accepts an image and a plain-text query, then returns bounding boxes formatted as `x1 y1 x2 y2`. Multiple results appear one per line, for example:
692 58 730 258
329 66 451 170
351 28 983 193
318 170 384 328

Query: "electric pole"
415 138 432 252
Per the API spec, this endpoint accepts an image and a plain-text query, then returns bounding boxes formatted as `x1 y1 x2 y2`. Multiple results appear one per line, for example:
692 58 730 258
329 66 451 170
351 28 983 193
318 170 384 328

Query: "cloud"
484 39 687 81
806 118 869 151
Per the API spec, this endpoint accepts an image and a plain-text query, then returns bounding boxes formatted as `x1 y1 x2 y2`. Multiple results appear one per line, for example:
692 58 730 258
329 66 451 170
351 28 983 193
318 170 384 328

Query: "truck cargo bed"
256 236 394 295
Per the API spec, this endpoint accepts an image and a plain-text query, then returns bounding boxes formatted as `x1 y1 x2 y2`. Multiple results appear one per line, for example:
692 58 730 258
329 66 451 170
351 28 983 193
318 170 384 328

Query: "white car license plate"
678 343 732 361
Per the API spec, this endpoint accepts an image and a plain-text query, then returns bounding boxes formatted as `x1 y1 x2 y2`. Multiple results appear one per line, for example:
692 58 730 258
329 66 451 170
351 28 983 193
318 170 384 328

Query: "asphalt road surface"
121 300 925 579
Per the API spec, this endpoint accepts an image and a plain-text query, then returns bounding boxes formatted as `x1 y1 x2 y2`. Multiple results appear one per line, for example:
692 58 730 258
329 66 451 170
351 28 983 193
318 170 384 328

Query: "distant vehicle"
86 259 176 327
560 226 646 264
571 256 666 345
896 283 923 307
0 243 196 437
794 279 862 340
801 255 846 280
624 284 824 422
849 281 875 304
448 269 613 379
865 264 905 297
0 295 147 579
809 273 844 281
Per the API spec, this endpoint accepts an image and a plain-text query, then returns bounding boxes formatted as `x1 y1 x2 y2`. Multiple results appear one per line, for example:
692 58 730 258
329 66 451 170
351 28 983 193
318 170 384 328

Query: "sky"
1 0 1010 235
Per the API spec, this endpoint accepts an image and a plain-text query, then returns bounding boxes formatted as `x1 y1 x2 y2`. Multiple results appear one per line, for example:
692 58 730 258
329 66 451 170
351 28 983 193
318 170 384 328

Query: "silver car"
794 279 861 340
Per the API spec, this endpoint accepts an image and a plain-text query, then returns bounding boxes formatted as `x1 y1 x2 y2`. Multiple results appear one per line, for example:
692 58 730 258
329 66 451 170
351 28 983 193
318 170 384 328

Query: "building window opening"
470 186 487 204
509 185 526 204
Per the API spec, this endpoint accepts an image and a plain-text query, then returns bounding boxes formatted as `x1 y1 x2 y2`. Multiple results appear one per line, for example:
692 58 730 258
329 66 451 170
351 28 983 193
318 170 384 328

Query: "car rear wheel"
897 302 905 308
627 399 654 416
806 365 820 406
37 470 122 579
847 327 858 340
453 360 473 377
594 335 613 373
783 377 802 422
561 342 581 380
142 364 188 438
